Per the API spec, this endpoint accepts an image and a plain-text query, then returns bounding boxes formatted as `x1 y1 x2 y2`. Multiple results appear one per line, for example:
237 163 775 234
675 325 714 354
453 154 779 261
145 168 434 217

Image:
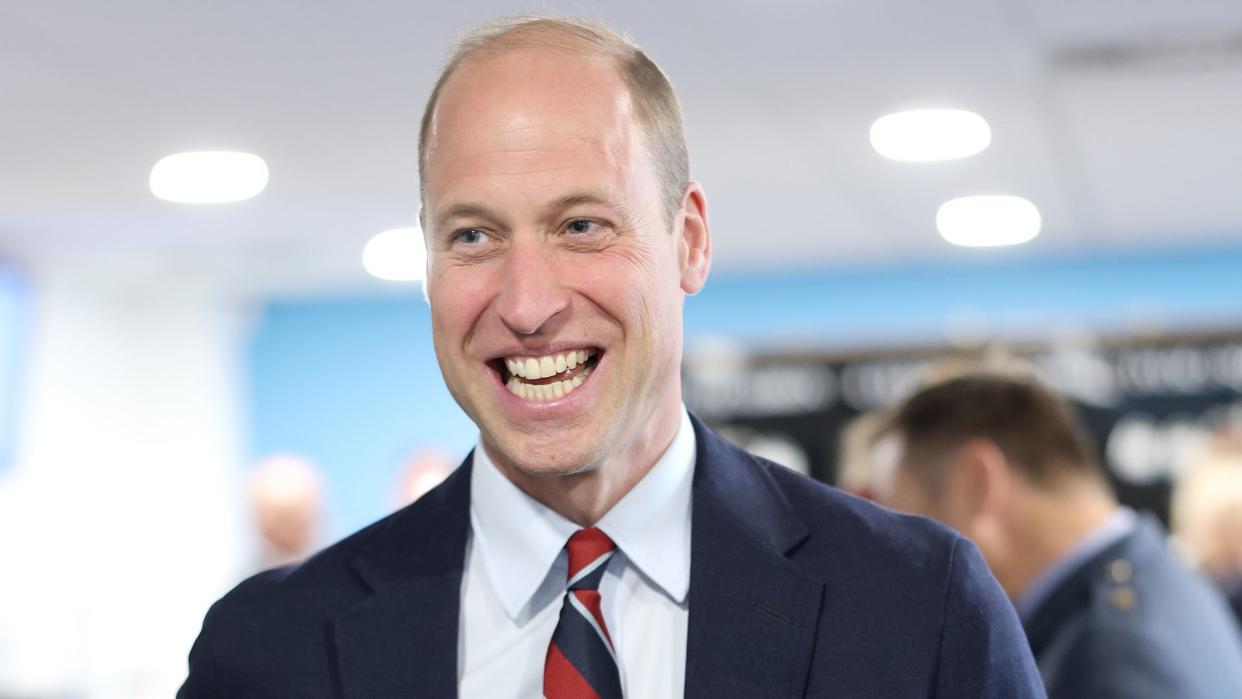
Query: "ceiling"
3 0 1241 296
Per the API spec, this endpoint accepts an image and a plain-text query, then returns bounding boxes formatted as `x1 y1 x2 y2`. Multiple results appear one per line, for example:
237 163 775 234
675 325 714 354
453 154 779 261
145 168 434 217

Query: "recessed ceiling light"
149 151 269 203
870 109 991 162
363 227 426 282
936 195 1041 247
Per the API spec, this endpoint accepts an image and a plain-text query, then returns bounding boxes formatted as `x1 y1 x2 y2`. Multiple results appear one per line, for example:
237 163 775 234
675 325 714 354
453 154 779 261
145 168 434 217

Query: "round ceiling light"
936 195 1041 247
363 227 427 282
870 109 991 162
149 151 269 203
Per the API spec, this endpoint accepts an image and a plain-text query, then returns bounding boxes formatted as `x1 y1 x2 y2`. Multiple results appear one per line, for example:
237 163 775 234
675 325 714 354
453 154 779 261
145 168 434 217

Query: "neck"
490 395 685 527
995 484 1118 600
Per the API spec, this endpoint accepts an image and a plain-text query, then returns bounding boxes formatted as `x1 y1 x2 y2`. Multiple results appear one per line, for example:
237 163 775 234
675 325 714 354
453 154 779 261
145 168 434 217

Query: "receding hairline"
420 16 641 157
417 15 690 220
422 44 632 159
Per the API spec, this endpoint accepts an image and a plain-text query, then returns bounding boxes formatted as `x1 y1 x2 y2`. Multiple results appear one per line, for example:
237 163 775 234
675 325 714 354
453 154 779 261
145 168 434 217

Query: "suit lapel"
332 456 473 698
684 417 825 698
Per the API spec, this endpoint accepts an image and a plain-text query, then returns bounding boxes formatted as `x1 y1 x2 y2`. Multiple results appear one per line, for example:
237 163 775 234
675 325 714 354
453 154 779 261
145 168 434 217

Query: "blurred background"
2 0 1242 696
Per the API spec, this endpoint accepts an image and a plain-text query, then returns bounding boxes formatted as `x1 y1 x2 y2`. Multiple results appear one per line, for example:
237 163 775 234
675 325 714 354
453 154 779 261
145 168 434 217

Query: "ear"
676 182 712 295
954 438 1013 525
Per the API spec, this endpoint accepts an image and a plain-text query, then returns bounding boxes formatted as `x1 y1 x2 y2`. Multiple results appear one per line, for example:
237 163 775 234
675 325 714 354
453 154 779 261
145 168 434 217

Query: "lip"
486 347 605 418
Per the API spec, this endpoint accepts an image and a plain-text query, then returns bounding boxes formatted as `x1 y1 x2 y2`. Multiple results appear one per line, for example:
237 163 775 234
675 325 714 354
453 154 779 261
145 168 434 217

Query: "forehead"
424 49 642 201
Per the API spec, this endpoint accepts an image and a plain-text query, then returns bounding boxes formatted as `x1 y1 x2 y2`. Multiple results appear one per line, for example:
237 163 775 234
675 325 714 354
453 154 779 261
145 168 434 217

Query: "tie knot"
566 527 615 587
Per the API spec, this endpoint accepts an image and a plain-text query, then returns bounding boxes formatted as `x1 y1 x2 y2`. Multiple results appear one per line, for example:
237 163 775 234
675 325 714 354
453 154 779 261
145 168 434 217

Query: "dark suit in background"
180 418 1044 697
1027 517 1242 698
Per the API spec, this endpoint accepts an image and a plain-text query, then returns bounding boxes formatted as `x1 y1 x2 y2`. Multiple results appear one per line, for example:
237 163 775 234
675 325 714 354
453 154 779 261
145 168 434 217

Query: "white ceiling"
3 0 1241 295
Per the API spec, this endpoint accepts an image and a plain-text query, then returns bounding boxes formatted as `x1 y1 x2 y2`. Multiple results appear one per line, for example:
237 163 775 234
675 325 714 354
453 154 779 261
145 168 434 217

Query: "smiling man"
181 17 1043 698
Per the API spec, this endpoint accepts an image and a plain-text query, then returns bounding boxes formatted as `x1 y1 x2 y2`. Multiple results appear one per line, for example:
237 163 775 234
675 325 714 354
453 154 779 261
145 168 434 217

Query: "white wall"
0 261 251 698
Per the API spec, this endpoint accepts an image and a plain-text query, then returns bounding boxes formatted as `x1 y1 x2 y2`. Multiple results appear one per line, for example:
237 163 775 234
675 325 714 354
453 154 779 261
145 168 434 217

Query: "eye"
452 228 488 245
565 219 598 235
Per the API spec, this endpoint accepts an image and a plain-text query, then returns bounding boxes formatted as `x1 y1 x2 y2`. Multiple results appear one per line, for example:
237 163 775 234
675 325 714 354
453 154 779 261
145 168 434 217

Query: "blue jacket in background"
1026 516 1242 698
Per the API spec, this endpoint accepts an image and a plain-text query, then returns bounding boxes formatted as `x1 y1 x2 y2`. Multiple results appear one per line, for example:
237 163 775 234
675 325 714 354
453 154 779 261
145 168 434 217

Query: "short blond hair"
418 16 689 223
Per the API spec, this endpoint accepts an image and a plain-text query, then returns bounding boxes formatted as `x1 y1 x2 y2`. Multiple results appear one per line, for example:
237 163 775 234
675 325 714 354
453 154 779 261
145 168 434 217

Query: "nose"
494 235 570 336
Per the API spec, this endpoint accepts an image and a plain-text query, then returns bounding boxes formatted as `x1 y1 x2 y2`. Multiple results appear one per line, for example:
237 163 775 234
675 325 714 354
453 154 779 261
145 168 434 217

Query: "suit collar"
688 414 810 554
684 415 823 697
332 455 473 698
1016 507 1137 623
1024 515 1165 659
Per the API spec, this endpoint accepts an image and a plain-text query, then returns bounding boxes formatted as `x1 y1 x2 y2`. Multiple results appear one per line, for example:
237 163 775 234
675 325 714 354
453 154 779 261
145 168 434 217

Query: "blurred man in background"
393 448 455 507
874 370 1242 697
247 455 325 569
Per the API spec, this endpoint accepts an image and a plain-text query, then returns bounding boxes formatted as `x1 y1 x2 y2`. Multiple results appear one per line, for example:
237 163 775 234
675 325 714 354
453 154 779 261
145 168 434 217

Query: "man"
181 17 1042 697
874 370 1242 697
248 455 325 569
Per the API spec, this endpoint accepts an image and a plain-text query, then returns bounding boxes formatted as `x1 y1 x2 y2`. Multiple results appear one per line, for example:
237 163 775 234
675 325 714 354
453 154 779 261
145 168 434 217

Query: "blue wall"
249 298 478 537
249 243 1242 537
688 245 1242 347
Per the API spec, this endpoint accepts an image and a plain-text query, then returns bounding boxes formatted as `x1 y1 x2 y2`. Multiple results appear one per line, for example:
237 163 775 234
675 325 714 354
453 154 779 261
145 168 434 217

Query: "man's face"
422 50 701 477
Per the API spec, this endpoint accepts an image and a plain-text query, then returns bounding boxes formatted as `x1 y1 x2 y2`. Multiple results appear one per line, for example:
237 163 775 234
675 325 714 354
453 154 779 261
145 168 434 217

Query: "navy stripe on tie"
550 601 623 699
569 556 611 592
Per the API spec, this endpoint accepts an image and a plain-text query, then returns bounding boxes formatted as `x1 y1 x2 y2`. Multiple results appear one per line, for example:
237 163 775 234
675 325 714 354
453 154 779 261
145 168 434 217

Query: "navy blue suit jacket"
1026 516 1242 698
181 417 1043 697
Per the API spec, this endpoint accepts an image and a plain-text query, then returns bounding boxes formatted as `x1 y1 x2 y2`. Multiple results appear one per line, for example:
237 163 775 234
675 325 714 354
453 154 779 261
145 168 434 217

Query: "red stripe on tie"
567 528 614 579
544 641 601 699
573 589 613 647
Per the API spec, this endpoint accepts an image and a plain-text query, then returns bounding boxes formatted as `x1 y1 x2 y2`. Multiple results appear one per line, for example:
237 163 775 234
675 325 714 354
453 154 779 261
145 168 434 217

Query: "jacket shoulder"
755 452 963 572
740 450 967 632
740 451 1042 696
179 495 456 697
1044 524 1242 696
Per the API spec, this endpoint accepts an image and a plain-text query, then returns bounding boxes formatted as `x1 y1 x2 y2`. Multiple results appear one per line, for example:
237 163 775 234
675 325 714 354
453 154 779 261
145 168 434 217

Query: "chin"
486 428 605 478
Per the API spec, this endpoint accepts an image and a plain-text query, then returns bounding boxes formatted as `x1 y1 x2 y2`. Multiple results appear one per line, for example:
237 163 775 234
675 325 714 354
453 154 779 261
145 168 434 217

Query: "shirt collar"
1015 507 1137 622
469 407 696 621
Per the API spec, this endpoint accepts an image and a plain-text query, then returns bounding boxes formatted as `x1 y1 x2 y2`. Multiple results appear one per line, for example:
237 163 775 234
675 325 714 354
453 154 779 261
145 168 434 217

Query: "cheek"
599 241 683 328
428 266 493 342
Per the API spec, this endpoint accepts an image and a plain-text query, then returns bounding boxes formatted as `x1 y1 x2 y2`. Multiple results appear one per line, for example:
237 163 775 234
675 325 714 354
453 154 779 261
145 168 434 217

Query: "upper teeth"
505 349 595 380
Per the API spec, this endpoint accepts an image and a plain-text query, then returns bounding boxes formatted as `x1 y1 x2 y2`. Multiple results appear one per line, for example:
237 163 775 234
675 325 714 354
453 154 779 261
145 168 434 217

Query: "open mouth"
490 348 601 402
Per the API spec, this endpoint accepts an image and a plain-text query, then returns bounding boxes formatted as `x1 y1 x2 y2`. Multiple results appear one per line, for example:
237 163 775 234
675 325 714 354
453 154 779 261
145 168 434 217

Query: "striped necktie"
543 527 623 699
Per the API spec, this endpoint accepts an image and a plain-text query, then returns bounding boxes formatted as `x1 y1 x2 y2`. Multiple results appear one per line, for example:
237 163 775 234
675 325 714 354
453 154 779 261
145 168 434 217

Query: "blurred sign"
685 330 1242 524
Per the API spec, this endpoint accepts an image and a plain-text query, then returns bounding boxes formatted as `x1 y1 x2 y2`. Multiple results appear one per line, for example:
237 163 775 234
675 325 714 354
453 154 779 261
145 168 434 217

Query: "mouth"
489 347 601 402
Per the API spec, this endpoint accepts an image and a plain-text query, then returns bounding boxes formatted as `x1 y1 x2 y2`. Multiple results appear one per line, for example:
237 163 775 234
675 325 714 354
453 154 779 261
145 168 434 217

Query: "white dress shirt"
458 409 696 698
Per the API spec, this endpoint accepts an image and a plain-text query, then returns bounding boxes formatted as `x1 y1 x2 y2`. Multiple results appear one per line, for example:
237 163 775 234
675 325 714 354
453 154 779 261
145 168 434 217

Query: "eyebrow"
551 192 612 211
434 202 499 225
